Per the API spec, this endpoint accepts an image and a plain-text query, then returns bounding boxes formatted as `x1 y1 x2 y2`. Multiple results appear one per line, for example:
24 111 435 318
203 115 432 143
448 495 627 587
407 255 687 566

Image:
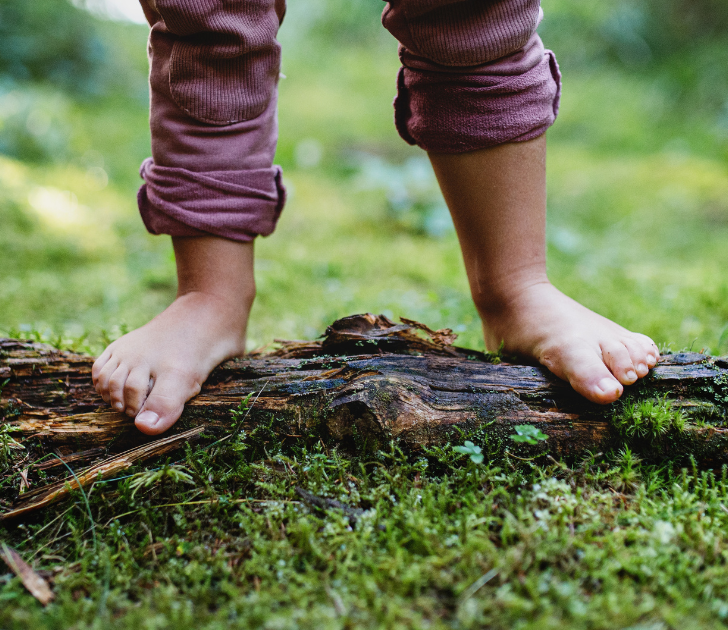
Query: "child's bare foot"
480 281 659 404
428 137 658 405
92 236 255 435
92 292 249 434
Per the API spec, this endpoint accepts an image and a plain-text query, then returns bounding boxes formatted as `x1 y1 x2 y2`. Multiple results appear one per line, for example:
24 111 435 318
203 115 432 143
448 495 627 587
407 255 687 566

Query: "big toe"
135 372 200 436
546 343 624 405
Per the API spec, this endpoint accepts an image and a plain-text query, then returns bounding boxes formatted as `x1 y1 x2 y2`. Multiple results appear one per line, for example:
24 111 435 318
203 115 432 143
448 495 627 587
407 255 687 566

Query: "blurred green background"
0 0 727 355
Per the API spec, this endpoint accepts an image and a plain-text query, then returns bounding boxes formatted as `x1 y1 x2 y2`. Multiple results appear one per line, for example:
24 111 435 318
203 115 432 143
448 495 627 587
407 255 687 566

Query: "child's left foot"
479 281 659 404
428 137 659 406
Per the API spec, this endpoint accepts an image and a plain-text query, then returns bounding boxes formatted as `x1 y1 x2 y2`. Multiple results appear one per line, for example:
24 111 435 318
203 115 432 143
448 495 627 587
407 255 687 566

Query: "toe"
135 372 201 436
600 340 638 386
543 343 624 404
621 337 650 378
634 333 660 366
108 366 130 412
124 367 152 417
94 358 120 404
92 347 113 386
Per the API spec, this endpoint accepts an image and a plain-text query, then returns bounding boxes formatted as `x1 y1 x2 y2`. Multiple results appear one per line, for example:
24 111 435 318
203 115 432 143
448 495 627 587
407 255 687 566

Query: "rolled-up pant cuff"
392 31 561 153
138 159 285 241
139 0 285 242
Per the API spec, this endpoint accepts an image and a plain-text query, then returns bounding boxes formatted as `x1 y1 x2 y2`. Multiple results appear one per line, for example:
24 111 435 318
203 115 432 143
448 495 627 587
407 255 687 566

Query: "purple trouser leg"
138 0 286 242
138 0 560 243
382 0 561 152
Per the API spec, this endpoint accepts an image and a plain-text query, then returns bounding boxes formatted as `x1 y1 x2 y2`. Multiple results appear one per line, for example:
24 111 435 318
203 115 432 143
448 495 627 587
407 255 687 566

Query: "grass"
1 28 728 354
4 439 728 629
2 5 728 628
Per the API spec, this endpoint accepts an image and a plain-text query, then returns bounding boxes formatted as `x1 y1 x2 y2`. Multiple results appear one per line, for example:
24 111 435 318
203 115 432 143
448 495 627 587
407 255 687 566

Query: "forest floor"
2 10 728 629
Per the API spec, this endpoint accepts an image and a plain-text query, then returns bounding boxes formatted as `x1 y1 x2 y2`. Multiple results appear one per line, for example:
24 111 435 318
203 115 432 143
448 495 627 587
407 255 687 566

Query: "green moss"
612 395 686 439
5 442 728 629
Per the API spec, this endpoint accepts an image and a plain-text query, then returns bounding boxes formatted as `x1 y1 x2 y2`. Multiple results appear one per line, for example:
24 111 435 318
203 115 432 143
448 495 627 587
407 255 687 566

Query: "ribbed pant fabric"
137 0 561 242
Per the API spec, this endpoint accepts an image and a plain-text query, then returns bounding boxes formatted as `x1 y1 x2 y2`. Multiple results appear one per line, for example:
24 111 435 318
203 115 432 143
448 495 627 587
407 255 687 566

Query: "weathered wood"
2 313 728 520
2 427 205 520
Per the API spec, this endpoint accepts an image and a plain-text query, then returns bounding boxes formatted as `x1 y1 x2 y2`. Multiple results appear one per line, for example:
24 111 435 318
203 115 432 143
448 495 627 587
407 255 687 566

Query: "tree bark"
2 314 728 520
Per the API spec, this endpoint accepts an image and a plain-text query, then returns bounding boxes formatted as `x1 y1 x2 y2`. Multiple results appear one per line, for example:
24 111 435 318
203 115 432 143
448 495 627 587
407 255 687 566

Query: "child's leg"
93 0 286 434
429 137 658 403
383 0 658 402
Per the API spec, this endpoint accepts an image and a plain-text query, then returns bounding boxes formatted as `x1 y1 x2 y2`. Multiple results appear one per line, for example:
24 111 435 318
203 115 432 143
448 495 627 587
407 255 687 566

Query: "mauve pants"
137 0 561 243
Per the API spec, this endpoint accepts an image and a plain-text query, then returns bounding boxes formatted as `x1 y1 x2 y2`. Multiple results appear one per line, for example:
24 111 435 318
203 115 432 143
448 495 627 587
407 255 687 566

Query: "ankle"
472 275 551 322
172 236 256 314
177 283 255 313
171 289 254 347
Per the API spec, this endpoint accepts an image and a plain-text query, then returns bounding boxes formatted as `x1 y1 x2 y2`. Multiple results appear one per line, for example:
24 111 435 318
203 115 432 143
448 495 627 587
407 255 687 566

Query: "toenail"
136 411 159 427
114 402 124 410
637 363 647 373
597 378 620 396
626 370 637 382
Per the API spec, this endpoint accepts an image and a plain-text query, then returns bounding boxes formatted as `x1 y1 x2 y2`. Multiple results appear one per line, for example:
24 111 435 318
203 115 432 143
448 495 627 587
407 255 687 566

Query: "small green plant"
510 424 549 445
453 440 484 464
610 446 642 492
613 395 686 439
482 341 504 365
228 392 254 452
0 423 24 473
128 464 195 499
231 393 253 427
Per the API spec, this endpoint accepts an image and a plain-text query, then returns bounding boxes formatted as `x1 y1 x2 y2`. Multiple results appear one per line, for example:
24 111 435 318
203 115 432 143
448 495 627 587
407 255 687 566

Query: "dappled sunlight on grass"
0 155 171 344
2 55 728 355
0 155 127 254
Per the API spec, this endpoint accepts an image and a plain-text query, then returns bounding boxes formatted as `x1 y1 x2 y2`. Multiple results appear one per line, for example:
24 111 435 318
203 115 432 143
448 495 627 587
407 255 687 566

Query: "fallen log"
1 313 728 520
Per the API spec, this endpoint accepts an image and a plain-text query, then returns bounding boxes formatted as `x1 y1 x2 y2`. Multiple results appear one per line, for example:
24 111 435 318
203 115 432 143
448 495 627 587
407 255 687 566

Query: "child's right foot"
92 291 250 435
92 236 255 435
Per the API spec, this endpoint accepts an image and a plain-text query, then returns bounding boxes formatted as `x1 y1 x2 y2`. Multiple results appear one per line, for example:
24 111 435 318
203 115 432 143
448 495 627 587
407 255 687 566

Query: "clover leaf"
510 424 548 445
453 440 484 464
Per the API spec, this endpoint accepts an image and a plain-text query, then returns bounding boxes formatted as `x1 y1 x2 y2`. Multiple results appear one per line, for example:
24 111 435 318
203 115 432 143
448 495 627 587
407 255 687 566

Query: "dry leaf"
0 543 55 605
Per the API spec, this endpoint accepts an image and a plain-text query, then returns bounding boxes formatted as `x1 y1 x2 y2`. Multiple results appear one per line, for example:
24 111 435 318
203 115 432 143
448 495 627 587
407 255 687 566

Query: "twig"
504 450 543 462
141 522 156 561
295 487 364 524
458 568 499 604
47 453 97 552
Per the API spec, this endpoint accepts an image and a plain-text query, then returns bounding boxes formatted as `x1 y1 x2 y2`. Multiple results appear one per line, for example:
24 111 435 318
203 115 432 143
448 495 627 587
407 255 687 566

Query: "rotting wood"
2 313 728 521
1 427 205 520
